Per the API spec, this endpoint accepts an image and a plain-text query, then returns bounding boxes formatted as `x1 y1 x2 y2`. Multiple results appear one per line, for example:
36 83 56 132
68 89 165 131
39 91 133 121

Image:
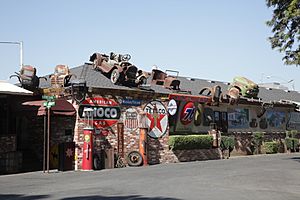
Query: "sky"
0 0 299 91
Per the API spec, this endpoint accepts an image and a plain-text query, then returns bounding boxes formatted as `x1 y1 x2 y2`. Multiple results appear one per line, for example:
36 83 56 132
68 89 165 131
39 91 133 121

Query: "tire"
127 151 143 167
110 69 120 84
93 155 101 170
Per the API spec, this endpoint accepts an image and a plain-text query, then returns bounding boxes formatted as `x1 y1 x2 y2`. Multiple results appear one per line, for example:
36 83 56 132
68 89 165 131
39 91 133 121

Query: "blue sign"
121 99 142 106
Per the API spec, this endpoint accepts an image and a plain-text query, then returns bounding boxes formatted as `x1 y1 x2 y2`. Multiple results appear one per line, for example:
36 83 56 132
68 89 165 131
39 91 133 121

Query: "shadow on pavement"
290 156 300 162
0 194 49 200
61 195 181 200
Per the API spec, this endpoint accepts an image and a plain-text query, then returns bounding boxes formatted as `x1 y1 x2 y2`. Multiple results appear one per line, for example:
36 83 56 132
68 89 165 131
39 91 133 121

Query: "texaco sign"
79 97 121 129
144 100 168 138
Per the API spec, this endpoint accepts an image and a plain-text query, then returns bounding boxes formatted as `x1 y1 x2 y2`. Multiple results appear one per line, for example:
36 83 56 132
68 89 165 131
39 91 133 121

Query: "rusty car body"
50 65 74 87
89 52 142 86
228 76 259 99
151 69 180 90
10 65 46 91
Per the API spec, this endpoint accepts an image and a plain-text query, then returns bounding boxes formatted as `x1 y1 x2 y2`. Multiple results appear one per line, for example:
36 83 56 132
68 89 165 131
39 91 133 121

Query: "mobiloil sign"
79 97 121 129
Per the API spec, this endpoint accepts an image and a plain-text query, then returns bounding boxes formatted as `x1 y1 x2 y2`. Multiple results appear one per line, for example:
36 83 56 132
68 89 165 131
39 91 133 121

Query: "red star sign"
146 113 165 132
65 148 74 158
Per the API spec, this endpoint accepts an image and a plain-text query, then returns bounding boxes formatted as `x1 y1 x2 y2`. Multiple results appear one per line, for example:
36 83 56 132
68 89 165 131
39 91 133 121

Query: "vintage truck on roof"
228 76 259 99
50 65 75 87
151 69 181 90
89 52 147 86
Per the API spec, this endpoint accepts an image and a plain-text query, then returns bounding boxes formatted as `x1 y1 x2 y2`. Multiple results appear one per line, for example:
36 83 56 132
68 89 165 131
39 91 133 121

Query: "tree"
266 0 300 65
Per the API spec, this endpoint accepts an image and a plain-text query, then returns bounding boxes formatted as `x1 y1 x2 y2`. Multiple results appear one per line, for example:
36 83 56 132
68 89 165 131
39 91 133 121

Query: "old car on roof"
89 52 144 86
50 65 75 87
151 68 180 90
10 65 46 91
228 76 259 99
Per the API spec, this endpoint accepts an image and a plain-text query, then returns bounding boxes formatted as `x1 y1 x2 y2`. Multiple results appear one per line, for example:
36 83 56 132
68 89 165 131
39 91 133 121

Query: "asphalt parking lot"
1 153 300 200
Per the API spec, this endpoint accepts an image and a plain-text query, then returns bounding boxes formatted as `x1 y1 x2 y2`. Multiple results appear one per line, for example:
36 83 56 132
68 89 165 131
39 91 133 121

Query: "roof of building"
0 81 33 96
39 64 300 104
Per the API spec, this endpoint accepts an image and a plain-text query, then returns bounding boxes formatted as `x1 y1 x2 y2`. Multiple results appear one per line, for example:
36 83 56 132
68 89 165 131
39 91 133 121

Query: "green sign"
43 101 56 108
42 95 56 101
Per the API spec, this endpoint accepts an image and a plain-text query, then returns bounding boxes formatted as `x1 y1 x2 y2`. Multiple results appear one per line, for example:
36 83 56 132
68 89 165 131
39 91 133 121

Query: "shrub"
263 142 279 154
285 138 299 151
253 132 264 145
251 132 264 154
220 136 235 152
168 135 213 150
286 130 298 138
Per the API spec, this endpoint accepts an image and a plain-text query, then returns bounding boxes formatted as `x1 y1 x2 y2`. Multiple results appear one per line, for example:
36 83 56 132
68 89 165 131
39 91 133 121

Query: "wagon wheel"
127 151 143 167
110 69 120 84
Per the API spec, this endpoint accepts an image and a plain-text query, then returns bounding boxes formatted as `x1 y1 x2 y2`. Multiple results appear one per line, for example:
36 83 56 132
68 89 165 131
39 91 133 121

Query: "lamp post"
260 73 295 91
0 41 23 68
266 75 295 91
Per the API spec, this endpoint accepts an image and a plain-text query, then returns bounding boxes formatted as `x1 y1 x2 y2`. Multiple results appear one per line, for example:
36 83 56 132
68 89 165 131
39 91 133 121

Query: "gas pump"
82 108 94 171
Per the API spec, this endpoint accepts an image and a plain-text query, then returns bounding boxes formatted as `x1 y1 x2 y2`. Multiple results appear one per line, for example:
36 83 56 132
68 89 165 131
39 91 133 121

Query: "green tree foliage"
266 0 300 65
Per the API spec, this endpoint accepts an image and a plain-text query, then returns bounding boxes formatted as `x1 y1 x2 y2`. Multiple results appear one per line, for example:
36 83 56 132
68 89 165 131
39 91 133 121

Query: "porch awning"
0 81 33 96
22 99 76 116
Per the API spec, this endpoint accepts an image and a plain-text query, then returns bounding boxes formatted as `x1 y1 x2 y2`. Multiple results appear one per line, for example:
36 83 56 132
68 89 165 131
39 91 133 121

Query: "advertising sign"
79 97 121 129
287 112 300 130
266 111 285 129
228 108 249 129
144 100 168 138
121 99 142 106
180 102 196 125
124 108 139 131
167 99 177 116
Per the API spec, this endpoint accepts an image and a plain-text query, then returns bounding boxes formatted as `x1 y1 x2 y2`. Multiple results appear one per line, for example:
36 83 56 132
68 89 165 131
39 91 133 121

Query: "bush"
285 138 299 151
168 135 213 150
253 132 264 145
220 136 235 152
286 130 298 138
263 142 279 154
251 132 264 154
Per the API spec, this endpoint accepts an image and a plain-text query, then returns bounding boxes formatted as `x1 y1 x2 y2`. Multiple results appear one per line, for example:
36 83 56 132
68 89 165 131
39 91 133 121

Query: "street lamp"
266 75 295 91
0 41 23 68
260 73 295 91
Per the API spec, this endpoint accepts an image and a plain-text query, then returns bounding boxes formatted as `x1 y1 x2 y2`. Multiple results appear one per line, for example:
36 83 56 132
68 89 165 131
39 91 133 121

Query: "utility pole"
0 41 23 68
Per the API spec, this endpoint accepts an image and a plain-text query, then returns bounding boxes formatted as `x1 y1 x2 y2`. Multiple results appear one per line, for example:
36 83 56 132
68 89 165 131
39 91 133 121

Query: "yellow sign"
84 134 90 143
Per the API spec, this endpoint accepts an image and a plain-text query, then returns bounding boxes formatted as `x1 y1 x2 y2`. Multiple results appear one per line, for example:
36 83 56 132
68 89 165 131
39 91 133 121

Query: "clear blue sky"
0 0 299 90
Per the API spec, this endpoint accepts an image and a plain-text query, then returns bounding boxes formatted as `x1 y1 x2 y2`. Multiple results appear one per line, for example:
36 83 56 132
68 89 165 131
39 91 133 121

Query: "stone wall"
163 149 222 163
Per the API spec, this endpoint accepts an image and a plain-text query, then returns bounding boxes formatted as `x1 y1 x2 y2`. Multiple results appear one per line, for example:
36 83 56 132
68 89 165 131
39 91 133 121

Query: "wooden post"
47 107 50 173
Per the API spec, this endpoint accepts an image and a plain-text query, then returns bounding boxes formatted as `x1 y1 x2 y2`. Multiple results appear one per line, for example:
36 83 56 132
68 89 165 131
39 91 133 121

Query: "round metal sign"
144 100 168 138
180 102 196 125
167 99 177 116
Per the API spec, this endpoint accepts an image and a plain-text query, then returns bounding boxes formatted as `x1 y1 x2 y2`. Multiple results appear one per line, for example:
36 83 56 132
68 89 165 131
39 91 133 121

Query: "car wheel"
127 151 143 167
110 69 120 84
